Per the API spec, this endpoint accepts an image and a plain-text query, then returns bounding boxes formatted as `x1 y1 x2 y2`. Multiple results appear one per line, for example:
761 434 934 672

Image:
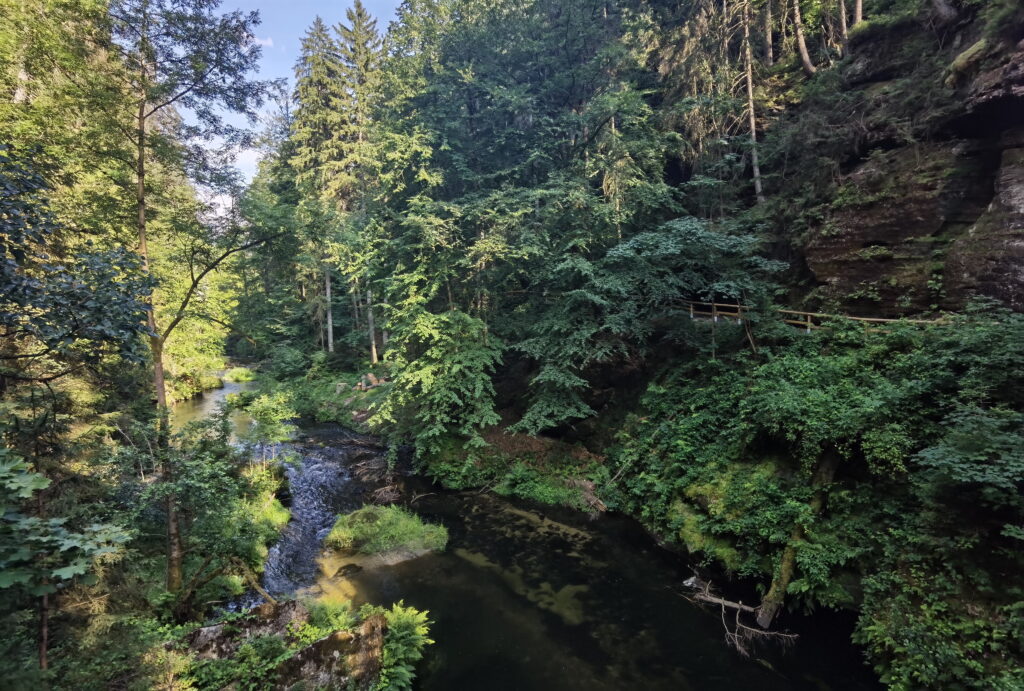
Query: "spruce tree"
324 0 383 210
291 17 343 195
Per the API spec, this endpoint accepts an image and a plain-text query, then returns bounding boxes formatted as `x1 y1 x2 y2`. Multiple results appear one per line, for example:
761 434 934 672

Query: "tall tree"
291 17 345 353
792 0 817 76
291 17 342 195
325 0 383 210
330 1 384 361
744 1 765 203
106 0 266 592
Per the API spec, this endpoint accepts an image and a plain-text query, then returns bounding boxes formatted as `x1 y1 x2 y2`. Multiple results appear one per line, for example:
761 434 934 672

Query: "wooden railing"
680 300 947 332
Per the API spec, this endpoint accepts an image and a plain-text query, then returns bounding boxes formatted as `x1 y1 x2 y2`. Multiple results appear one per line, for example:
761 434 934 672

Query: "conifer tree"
324 0 383 210
291 17 343 195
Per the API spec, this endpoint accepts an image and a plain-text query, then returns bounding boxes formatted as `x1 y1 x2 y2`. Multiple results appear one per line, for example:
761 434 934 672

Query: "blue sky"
221 0 402 180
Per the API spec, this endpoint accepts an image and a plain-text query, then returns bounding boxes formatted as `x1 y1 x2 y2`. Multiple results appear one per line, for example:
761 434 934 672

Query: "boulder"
185 601 386 691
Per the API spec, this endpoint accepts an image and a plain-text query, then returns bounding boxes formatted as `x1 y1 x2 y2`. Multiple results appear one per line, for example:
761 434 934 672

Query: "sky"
220 0 402 181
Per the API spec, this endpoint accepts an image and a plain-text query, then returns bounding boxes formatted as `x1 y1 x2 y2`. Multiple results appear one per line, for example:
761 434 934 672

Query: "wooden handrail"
679 300 947 329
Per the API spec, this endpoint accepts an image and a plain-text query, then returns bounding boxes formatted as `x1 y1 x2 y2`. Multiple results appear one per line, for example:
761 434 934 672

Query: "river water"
173 383 879 690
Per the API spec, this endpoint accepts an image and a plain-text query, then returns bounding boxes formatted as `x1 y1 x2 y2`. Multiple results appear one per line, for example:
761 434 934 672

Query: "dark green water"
177 384 879 691
340 485 879 690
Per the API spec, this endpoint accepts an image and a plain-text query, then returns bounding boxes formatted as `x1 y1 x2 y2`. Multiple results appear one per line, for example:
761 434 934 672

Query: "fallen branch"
230 557 277 605
682 576 797 656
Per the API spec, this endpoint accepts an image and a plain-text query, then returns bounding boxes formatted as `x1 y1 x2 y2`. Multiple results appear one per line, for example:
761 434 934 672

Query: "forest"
2 0 1023 688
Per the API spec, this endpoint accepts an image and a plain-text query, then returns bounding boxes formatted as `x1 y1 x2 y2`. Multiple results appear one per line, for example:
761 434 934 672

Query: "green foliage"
189 634 292 691
0 450 128 593
224 367 257 383
240 390 297 445
364 601 433 691
291 599 357 646
493 463 584 506
325 505 448 555
610 306 1024 685
374 308 502 456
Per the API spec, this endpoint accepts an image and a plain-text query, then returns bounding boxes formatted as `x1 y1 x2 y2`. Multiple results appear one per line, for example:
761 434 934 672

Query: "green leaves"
375 308 502 456
1 450 128 595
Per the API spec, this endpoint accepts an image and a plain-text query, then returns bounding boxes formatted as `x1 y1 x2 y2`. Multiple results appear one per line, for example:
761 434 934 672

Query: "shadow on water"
333 489 879 691
264 426 881 691
192 400 879 690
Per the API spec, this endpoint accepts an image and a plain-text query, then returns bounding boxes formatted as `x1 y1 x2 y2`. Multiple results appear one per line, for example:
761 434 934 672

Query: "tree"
792 0 817 76
324 0 383 210
291 17 342 196
743 1 765 203
291 17 345 353
105 0 267 592
0 146 146 671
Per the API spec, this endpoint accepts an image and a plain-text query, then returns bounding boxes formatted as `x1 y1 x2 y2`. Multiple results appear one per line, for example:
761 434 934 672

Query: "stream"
173 380 879 690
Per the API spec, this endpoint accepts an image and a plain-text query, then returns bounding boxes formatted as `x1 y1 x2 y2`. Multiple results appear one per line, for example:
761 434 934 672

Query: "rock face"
945 128 1024 311
805 141 997 316
797 12 1024 315
186 601 386 690
272 614 385 691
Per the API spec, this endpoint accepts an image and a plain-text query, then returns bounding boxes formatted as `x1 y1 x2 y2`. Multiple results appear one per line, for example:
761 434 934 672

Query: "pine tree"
323 0 383 210
291 17 343 195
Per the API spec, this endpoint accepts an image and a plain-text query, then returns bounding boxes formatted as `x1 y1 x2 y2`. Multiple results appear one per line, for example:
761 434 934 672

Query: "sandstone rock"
188 600 310 660
805 141 996 315
186 601 387 691
963 40 1024 117
945 128 1024 310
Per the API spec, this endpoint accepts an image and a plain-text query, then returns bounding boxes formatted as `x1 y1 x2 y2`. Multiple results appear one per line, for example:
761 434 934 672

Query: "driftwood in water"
682 576 797 657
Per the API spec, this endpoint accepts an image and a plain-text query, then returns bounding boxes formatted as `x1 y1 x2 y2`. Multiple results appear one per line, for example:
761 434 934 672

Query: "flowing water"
178 389 879 690
170 376 254 435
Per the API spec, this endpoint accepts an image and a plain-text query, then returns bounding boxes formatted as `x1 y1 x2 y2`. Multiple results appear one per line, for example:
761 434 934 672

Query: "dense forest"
2 0 1023 688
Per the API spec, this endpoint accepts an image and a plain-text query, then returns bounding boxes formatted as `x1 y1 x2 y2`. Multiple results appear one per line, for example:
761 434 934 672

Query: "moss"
325 505 448 555
669 500 742 571
945 39 990 87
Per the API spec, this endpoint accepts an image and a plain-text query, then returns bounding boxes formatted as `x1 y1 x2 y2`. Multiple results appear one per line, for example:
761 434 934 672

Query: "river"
173 381 879 690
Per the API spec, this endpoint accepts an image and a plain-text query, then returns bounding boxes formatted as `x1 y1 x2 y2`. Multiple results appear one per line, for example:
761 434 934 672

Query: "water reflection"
170 376 254 436
300 485 879 691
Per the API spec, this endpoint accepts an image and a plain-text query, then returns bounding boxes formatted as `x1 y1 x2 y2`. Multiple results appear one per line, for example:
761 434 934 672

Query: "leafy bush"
189 634 292 690
240 391 296 445
325 505 448 554
290 600 357 646
608 306 1024 686
224 366 257 383
365 602 432 691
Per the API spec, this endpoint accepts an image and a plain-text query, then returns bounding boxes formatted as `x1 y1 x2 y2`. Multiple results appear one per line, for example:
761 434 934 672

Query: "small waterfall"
260 431 384 597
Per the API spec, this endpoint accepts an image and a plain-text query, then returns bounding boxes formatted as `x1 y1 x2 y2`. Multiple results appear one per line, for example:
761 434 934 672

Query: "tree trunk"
38 592 48 670
853 0 863 25
367 289 378 365
325 268 334 353
839 0 848 44
137 77 182 593
744 2 765 204
763 0 774 66
757 452 840 628
792 0 817 76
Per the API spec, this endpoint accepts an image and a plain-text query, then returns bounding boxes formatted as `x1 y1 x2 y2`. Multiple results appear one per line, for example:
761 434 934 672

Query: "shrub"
324 505 448 554
365 602 432 691
224 366 256 383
